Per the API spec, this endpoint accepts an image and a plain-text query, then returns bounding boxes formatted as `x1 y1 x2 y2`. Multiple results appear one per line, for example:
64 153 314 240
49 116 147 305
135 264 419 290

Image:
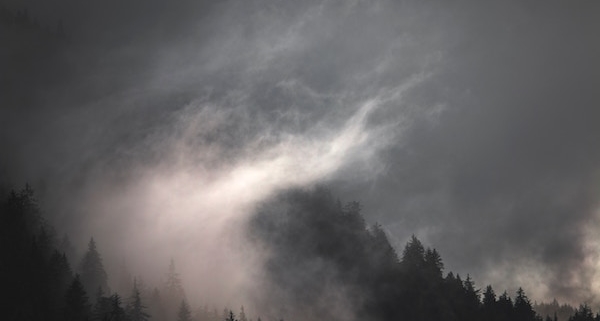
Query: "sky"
2 0 600 309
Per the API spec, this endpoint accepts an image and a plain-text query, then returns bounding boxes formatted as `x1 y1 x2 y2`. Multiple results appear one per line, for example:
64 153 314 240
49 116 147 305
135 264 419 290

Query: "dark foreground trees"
0 186 153 321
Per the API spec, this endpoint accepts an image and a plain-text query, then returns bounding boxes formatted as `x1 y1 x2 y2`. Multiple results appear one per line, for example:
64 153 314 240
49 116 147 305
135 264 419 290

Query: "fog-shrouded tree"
497 291 516 320
94 292 127 321
127 278 151 321
177 300 193 321
535 299 576 321
514 287 540 321
80 237 108 295
239 306 248 321
400 235 425 273
163 258 186 317
149 288 168 321
568 304 597 321
109 294 127 321
3 184 595 321
424 247 444 279
64 274 91 321
225 310 238 321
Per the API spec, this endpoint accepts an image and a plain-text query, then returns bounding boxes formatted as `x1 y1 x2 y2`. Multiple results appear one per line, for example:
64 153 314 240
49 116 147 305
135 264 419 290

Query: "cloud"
3 0 600 309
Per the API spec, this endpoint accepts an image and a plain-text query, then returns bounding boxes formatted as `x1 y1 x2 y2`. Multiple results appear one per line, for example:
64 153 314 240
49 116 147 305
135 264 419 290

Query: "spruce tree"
80 237 108 295
64 274 91 321
514 287 537 321
109 294 127 321
225 310 237 321
400 235 425 272
177 300 192 321
424 247 444 279
164 258 186 316
128 278 150 321
239 306 248 321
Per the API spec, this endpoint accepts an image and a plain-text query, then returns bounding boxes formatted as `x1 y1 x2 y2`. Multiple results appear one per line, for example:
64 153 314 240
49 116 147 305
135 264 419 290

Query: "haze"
1 0 599 312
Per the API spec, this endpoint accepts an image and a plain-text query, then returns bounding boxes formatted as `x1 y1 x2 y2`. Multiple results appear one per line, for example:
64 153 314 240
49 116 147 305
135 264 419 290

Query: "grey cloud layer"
2 0 600 305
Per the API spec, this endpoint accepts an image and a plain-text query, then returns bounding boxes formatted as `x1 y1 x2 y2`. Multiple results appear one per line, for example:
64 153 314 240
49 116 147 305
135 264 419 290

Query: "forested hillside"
249 187 582 321
1 185 594 321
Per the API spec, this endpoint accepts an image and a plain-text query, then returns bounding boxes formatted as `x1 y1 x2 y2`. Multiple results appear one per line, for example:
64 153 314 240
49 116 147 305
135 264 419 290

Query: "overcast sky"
2 0 600 307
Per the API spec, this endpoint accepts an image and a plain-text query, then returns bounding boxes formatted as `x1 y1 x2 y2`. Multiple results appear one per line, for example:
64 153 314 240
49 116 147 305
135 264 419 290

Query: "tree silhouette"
514 287 538 321
127 278 150 321
400 235 425 273
239 306 248 321
80 237 108 295
149 288 167 321
1 184 594 321
497 291 516 320
64 274 91 321
424 247 444 279
163 258 186 317
225 310 238 321
177 300 192 321
568 304 596 321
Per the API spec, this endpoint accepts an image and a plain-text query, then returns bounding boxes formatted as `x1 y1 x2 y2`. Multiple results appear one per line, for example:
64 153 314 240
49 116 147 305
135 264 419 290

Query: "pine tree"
569 304 595 321
370 223 399 268
165 259 184 295
80 237 108 295
163 258 186 316
149 288 167 321
482 285 496 308
110 294 127 321
497 291 515 320
128 278 150 321
424 247 444 279
47 250 73 318
400 235 425 272
92 287 110 321
481 284 497 320
514 287 537 321
239 306 248 321
64 274 91 321
177 300 193 321
225 310 237 321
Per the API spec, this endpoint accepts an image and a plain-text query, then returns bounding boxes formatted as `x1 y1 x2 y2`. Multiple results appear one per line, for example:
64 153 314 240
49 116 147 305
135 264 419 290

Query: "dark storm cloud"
2 0 600 307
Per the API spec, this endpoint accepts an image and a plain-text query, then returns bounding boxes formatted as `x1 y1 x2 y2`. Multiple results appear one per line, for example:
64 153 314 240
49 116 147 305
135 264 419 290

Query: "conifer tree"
225 310 237 321
128 278 150 321
370 223 399 268
164 258 186 317
239 306 248 321
400 235 425 272
80 237 108 295
514 287 537 321
64 274 91 321
149 288 167 321
47 250 73 317
92 287 110 321
569 304 595 321
110 294 127 321
497 291 515 320
482 285 496 307
424 247 444 278
177 300 193 321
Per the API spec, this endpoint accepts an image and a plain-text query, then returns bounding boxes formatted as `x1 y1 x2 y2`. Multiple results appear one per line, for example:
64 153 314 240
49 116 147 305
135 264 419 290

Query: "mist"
2 0 600 317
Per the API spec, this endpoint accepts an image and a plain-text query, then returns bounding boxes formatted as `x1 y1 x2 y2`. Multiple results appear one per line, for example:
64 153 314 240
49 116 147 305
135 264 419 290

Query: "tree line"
0 185 252 321
1 184 597 321
248 187 600 321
